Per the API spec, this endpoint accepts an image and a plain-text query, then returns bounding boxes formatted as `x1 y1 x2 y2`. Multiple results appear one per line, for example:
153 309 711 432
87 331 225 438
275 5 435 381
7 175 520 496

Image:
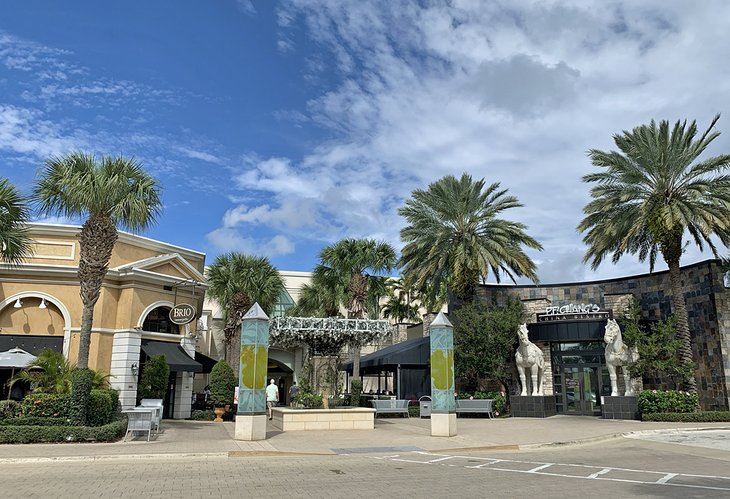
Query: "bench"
371 399 409 418
454 399 494 418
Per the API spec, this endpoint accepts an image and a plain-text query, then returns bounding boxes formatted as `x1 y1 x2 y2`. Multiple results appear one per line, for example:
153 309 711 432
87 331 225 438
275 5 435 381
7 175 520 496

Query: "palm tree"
34 153 162 369
578 115 730 392
206 253 285 361
381 278 421 324
11 349 73 394
0 178 33 265
399 173 542 303
316 238 397 378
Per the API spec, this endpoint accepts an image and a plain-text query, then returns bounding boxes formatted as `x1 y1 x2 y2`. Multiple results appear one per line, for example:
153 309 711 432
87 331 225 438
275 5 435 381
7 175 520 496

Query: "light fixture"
130 362 138 376
13 298 22 308
39 298 47 309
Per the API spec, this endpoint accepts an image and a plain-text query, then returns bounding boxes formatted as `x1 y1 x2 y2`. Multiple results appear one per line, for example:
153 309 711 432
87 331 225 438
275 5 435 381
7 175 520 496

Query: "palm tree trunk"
77 215 117 369
667 261 697 392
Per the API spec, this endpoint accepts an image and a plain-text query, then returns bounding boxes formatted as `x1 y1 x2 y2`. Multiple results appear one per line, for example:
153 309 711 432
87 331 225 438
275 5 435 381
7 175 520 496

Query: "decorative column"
235 303 269 441
429 311 457 436
109 331 141 410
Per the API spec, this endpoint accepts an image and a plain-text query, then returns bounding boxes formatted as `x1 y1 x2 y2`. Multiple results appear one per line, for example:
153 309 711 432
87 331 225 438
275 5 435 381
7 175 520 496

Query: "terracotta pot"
214 406 225 423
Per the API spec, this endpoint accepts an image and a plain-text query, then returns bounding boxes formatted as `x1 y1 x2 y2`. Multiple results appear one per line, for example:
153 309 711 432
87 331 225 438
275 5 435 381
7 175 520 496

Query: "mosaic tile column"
429 311 457 436
235 303 269 440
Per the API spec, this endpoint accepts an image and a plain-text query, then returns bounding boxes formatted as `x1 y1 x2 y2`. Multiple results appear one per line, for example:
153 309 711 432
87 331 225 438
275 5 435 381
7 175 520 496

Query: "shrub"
69 368 94 425
21 393 70 418
638 390 699 414
296 391 323 408
0 416 68 426
0 417 127 444
0 400 20 419
210 360 236 407
350 379 363 407
408 405 420 417
190 410 215 421
138 355 170 400
87 389 113 427
641 411 730 422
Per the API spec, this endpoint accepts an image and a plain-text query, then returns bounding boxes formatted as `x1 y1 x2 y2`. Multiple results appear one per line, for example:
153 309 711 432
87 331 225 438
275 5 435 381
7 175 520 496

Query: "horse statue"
515 323 545 396
604 318 639 396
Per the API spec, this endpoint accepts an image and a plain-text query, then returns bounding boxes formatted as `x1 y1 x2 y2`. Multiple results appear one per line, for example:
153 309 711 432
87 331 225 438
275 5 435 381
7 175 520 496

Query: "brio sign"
169 303 196 325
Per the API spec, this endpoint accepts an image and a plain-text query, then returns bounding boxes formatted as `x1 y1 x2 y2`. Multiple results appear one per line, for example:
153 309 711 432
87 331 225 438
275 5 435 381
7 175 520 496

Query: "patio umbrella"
0 348 37 400
0 348 37 368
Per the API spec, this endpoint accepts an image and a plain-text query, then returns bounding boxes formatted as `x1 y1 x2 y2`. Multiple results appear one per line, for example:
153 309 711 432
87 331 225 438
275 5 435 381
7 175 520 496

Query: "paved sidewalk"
0 416 727 462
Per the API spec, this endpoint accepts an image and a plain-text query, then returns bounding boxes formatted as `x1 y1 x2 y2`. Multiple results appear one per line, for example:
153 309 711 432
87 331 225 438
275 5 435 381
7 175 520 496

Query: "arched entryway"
268 351 294 405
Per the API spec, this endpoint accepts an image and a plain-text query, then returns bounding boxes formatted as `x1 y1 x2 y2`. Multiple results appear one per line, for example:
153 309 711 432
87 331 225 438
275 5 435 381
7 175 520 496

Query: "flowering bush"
638 390 699 414
21 393 70 418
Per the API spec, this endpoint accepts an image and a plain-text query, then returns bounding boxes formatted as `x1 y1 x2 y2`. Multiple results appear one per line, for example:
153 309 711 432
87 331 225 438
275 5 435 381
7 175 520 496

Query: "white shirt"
266 383 279 402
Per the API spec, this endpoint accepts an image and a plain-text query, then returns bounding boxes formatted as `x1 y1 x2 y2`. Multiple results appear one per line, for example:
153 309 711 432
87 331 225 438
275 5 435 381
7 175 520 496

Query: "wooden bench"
371 399 410 417
454 399 494 418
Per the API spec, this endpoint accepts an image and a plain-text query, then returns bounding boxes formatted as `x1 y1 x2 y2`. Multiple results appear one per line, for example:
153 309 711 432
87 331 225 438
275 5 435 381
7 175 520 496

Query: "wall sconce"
13 298 22 308
130 362 138 376
39 298 47 309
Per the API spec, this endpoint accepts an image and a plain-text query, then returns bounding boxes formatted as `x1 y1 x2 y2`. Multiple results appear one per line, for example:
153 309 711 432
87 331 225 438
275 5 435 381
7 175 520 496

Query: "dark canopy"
141 340 203 372
342 336 430 374
0 335 63 356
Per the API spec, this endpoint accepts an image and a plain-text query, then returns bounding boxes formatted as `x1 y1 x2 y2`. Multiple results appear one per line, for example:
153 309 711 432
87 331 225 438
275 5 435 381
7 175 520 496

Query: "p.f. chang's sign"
536 303 610 322
169 303 196 325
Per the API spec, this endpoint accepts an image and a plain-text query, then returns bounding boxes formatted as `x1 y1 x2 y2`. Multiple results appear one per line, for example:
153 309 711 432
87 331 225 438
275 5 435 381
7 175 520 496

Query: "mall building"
0 223 214 418
472 259 730 413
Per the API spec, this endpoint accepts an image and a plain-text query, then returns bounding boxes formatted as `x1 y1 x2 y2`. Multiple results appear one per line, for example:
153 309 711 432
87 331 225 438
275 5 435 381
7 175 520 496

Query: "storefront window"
142 306 175 334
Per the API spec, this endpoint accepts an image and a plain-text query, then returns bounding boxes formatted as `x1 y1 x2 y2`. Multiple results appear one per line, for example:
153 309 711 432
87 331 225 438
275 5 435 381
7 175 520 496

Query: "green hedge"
0 417 68 426
21 393 70 418
69 368 94 426
87 389 113 427
0 401 20 419
0 417 127 444
641 411 730 422
639 390 699 414
190 410 215 421
296 392 323 408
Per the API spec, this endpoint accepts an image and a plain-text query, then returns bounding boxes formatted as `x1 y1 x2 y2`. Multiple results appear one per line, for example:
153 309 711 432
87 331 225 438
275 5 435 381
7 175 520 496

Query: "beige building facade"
0 223 209 418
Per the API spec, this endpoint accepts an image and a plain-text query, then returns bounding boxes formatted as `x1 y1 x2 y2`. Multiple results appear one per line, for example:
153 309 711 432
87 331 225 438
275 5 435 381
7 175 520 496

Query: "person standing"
266 378 279 420
288 382 299 407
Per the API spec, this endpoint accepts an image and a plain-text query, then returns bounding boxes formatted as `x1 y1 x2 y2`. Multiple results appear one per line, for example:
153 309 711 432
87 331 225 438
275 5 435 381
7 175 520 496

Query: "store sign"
537 302 609 322
169 303 196 325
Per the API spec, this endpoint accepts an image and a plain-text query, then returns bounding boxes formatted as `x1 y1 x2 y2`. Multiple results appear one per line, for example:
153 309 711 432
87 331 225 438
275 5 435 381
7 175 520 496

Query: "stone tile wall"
473 259 730 411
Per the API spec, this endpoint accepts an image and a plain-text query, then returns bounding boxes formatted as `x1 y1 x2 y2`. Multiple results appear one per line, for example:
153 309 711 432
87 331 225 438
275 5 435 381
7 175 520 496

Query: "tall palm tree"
381 278 421 324
34 153 162 369
578 115 730 392
0 178 33 265
317 238 397 378
288 268 345 318
399 173 542 303
206 253 285 360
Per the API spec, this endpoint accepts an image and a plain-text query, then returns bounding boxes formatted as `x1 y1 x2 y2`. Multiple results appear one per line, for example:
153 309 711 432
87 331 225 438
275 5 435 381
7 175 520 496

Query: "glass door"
562 366 601 415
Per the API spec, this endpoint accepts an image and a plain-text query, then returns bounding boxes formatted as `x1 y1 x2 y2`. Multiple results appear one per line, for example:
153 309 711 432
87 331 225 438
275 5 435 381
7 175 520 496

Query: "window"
142 306 175 334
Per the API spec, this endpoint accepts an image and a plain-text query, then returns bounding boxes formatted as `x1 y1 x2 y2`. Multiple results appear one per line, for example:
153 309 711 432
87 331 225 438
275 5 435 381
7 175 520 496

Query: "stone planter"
271 407 376 431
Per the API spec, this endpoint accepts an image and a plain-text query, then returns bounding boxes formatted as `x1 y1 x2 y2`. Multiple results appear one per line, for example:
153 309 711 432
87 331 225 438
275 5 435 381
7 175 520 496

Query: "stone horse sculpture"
515 323 545 396
604 318 639 396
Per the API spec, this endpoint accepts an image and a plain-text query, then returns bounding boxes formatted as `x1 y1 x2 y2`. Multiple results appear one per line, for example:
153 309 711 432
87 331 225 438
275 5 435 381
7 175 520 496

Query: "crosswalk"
366 451 730 492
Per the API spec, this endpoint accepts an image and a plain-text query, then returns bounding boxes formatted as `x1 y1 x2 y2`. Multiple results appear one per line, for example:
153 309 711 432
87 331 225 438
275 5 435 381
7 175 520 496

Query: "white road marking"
366 451 730 492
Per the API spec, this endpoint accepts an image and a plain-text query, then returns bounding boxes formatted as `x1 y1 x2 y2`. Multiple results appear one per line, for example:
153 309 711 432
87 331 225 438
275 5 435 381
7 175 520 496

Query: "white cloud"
209 0 730 280
205 227 295 257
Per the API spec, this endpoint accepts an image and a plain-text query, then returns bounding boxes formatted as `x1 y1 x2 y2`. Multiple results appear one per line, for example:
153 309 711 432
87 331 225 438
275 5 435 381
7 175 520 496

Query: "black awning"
343 336 430 374
141 340 203 372
0 335 64 356
194 351 218 374
528 320 606 342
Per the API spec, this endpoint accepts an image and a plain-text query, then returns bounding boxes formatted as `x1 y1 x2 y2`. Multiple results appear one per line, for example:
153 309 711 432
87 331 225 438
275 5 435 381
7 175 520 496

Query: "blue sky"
2 1 730 283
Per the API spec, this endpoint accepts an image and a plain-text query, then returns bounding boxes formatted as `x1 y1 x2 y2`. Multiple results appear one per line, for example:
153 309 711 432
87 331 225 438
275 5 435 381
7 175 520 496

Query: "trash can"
419 396 432 418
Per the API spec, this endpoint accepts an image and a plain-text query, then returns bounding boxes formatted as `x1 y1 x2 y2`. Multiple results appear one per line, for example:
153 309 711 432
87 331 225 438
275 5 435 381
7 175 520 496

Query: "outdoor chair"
123 409 154 442
139 399 164 434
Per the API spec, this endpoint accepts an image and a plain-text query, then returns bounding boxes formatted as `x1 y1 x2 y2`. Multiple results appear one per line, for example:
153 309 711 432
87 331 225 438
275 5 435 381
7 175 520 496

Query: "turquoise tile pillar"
430 311 457 436
237 303 269 415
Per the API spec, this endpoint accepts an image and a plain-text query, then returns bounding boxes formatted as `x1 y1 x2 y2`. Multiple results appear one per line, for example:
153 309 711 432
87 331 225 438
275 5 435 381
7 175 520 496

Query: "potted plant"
209 360 236 422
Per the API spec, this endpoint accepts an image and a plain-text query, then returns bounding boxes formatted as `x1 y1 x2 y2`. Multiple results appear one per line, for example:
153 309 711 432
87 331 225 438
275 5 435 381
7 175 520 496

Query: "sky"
1 1 730 284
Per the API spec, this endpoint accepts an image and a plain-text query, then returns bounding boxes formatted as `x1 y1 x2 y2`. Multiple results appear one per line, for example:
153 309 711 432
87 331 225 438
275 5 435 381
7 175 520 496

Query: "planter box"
601 396 639 420
511 395 556 418
271 407 376 431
